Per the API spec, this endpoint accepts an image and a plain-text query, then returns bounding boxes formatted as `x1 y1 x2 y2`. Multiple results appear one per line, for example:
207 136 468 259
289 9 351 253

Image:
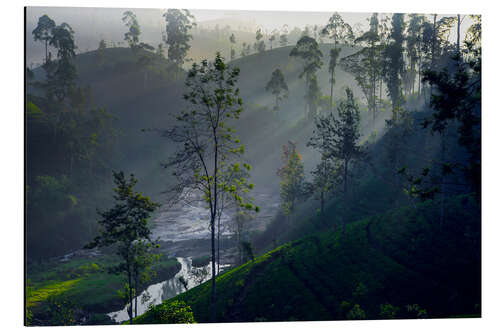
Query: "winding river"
106 190 279 322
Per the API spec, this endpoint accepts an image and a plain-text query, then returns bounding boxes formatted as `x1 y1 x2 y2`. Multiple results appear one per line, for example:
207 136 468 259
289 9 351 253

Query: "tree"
162 53 257 322
84 171 159 324
383 13 406 123
150 300 196 323
255 28 265 53
98 39 107 50
277 141 305 216
32 14 56 64
131 240 160 318
265 68 289 111
279 25 289 47
304 156 341 220
46 22 77 102
289 36 323 117
269 29 278 50
229 33 236 60
308 88 363 232
322 12 354 111
422 17 481 200
122 11 141 50
163 9 196 68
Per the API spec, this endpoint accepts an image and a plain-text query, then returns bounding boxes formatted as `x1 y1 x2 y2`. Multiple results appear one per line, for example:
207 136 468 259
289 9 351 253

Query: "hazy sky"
26 6 472 66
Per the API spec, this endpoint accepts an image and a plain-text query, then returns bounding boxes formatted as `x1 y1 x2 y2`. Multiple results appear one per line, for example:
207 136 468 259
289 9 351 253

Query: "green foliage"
136 195 479 323
405 304 428 319
379 303 400 319
46 295 82 325
422 48 481 198
309 88 363 201
277 141 305 215
265 68 289 111
290 35 323 117
32 14 56 64
346 304 366 320
163 9 196 67
146 300 196 324
85 171 159 323
122 11 141 50
383 13 406 122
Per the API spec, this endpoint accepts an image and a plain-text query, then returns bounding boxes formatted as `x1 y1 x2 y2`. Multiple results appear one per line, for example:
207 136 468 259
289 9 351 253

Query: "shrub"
151 300 196 324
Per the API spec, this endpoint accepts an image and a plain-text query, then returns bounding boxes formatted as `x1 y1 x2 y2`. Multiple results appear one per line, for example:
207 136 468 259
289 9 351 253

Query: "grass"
135 195 480 323
27 253 181 318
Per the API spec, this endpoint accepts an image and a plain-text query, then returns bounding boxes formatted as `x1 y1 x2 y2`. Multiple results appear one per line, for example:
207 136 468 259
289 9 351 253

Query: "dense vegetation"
136 195 480 323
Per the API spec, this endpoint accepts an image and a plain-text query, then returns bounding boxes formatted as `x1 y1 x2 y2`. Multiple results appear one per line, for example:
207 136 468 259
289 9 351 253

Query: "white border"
4 1 499 332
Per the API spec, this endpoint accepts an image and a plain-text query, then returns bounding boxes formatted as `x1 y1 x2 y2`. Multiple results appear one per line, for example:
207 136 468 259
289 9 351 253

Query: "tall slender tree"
308 88 363 232
322 13 354 111
122 11 141 50
229 33 236 60
162 53 257 322
289 36 323 117
265 68 289 111
163 9 196 68
85 171 159 325
32 14 56 64
383 13 406 123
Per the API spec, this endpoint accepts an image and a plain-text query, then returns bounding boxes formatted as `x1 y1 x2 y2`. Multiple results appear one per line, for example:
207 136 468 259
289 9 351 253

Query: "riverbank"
26 251 181 325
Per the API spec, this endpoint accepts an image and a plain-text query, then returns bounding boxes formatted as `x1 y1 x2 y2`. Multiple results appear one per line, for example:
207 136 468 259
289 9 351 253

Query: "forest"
25 7 481 326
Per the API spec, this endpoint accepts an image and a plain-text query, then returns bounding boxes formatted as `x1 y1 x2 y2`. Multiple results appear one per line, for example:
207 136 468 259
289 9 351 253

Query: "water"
107 257 229 323
152 190 280 242
107 189 279 322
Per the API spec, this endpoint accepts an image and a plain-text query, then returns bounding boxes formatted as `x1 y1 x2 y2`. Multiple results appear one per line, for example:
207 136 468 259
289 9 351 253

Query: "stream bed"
107 257 229 323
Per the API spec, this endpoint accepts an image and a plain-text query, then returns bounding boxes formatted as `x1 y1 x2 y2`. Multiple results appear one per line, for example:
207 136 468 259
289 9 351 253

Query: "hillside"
29 44 370 197
135 195 480 323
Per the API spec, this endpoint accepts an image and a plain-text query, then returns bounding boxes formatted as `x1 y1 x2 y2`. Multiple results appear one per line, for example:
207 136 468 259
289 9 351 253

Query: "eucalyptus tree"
340 13 382 129
277 141 305 216
289 36 323 118
265 68 289 111
255 28 265 53
383 13 406 123
229 33 236 60
85 171 159 324
163 9 196 68
47 22 77 102
32 14 56 64
122 11 141 50
304 155 341 221
162 53 257 322
405 14 425 95
280 24 289 47
321 13 354 111
308 88 363 232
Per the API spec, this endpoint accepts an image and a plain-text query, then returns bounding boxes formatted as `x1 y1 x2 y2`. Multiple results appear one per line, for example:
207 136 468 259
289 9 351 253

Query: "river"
106 189 280 322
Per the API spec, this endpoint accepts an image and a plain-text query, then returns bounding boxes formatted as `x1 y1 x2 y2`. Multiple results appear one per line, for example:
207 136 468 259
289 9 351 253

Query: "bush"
379 303 400 319
151 300 196 324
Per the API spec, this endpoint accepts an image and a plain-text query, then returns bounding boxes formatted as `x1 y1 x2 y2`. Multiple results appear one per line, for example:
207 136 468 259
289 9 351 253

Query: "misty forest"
25 7 481 325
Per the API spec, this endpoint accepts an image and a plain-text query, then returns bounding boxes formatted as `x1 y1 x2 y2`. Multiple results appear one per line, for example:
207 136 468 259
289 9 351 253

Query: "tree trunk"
217 212 221 275
210 214 216 322
457 14 461 55
330 72 334 113
440 130 446 230
342 159 349 235
320 189 324 222
127 260 133 324
134 272 138 319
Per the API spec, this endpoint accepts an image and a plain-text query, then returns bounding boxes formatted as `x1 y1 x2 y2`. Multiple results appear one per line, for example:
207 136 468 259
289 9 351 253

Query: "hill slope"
135 195 480 323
